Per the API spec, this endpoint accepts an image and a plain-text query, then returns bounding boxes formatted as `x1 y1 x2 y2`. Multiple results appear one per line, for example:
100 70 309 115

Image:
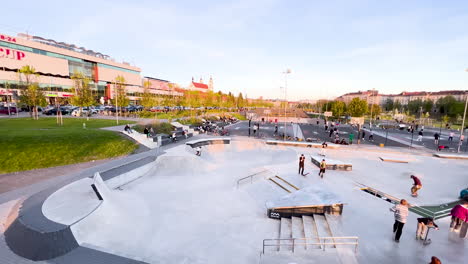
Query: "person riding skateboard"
298 154 305 175
411 175 422 197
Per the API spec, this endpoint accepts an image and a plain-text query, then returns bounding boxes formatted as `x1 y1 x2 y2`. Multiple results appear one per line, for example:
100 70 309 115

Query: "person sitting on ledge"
340 138 348 145
124 124 132 134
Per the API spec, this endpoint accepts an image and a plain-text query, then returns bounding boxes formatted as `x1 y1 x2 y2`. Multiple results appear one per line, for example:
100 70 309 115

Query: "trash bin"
380 143 384 147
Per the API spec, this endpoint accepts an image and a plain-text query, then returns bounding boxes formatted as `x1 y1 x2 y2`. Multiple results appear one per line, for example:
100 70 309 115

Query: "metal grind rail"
262 236 359 254
236 169 270 188
356 182 456 220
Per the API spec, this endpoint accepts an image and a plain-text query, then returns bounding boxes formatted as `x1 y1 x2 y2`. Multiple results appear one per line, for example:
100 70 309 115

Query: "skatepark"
1 135 467 263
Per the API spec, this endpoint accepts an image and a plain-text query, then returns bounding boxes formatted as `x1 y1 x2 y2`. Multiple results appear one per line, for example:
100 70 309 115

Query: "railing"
236 169 270 188
410 205 453 220
262 236 359 254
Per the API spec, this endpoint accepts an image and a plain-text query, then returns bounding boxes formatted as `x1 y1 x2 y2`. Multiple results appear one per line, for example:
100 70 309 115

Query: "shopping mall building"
0 32 148 104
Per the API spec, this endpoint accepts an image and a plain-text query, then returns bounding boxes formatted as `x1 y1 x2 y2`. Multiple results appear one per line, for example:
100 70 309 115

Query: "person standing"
449 200 468 231
274 125 278 136
390 199 409 242
349 133 354 144
143 127 149 138
298 154 305 175
319 159 326 178
417 130 423 142
434 133 440 145
416 217 438 240
253 124 258 136
410 175 422 197
362 130 366 141
369 131 374 141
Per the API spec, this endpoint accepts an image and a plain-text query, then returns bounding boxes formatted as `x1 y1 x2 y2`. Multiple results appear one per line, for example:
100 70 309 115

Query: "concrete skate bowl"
197 139 297 168
3 155 158 263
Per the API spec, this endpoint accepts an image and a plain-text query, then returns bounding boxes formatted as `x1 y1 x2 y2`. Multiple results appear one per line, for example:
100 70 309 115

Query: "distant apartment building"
336 89 467 106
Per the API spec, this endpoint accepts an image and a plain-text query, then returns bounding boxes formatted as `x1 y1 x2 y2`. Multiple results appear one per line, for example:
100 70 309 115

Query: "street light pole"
282 69 291 140
458 90 468 153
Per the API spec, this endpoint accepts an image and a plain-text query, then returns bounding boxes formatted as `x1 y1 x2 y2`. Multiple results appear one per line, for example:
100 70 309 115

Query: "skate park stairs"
261 214 358 264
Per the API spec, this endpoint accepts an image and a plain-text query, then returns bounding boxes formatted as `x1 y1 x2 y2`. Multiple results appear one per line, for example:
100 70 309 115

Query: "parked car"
43 107 70 115
71 107 98 116
0 106 17 115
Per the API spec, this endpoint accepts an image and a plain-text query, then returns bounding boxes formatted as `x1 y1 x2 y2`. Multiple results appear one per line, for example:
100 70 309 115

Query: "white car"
71 107 97 117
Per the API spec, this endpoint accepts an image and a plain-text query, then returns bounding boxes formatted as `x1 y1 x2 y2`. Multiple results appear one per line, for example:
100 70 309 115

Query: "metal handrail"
236 169 270 188
262 236 359 254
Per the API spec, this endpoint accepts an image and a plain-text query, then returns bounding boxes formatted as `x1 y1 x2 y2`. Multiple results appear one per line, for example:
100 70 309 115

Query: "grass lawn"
0 118 138 174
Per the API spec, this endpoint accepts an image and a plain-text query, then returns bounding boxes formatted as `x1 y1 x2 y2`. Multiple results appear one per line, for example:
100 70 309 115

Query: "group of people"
390 198 468 244
298 154 326 178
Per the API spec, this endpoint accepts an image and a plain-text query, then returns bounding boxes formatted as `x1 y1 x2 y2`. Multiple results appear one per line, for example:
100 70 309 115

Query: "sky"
2 0 468 101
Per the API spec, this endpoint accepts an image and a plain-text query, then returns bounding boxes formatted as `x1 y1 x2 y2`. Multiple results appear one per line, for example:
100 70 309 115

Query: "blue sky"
2 0 468 100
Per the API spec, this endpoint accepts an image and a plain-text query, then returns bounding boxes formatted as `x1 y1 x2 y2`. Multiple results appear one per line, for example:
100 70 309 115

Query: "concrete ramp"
433 153 468 159
310 155 352 171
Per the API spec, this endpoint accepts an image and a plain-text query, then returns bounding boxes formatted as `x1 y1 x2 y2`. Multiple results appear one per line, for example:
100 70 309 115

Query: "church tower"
208 76 214 91
199 77 203 84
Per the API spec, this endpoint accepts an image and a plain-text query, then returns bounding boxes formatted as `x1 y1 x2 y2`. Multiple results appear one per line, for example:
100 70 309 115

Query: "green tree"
237 92 244 108
140 80 153 109
71 71 95 118
347 98 368 117
369 104 381 117
407 99 423 115
423 100 433 113
112 75 129 107
330 101 346 118
393 100 402 111
383 99 394 111
436 96 463 118
18 65 46 120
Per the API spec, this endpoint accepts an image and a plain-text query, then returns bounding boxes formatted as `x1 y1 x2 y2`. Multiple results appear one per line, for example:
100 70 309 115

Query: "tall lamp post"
458 71 468 152
282 69 291 140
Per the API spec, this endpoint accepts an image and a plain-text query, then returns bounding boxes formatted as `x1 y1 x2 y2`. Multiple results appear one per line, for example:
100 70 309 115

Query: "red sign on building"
0 47 25 61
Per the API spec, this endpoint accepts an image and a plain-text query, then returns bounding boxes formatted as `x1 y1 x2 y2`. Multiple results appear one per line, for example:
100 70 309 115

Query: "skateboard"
422 227 434 245
460 221 468 238
302 172 310 176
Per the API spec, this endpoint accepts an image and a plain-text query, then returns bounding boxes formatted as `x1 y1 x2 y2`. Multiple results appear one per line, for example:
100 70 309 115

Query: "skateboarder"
416 217 438 240
390 199 409 242
417 130 423 142
410 175 422 197
449 132 454 142
298 154 305 175
319 159 326 178
195 146 202 156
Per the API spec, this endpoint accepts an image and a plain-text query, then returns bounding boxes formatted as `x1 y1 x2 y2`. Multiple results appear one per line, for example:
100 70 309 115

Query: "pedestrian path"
101 125 159 149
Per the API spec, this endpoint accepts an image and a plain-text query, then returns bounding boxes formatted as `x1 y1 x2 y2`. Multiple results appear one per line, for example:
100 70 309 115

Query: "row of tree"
298 98 381 118
12 65 272 120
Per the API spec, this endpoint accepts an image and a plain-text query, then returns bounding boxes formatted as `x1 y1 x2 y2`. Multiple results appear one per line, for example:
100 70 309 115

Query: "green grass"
0 118 138 174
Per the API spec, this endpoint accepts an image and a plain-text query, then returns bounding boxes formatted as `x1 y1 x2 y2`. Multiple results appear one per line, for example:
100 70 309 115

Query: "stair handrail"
236 169 270 188
262 236 359 254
